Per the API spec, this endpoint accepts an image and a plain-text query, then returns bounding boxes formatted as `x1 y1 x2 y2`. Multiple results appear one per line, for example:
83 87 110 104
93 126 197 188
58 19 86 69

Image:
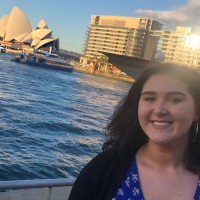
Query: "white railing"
0 178 75 200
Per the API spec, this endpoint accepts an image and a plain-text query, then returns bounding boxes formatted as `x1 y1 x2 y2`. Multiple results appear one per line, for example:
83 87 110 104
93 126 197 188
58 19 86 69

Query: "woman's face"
138 73 198 145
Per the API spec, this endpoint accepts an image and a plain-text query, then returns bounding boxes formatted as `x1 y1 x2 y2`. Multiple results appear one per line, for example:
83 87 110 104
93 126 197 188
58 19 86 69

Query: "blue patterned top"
112 157 200 200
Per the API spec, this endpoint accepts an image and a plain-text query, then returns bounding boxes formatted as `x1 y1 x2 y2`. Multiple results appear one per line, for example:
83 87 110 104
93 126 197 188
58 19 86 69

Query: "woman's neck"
136 138 188 172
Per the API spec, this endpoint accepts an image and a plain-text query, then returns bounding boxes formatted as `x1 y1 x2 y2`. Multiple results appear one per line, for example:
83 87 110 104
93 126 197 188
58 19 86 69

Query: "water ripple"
0 53 132 180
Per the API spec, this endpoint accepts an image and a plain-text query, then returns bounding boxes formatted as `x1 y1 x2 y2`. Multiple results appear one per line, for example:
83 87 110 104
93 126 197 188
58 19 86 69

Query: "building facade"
83 15 162 60
151 26 200 67
0 7 59 53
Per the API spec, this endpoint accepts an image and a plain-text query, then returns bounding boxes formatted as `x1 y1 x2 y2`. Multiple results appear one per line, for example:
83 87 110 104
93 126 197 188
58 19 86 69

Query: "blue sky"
0 0 195 53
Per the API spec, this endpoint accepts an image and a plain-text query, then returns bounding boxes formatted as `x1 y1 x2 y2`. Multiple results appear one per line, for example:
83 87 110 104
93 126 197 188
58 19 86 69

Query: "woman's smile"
150 121 173 129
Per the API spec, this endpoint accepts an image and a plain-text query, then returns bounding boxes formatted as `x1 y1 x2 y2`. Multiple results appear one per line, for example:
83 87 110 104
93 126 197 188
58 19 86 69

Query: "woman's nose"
153 102 167 116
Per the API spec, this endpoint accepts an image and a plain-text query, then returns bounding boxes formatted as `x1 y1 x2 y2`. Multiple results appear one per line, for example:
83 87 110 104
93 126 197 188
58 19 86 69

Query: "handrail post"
43 186 52 200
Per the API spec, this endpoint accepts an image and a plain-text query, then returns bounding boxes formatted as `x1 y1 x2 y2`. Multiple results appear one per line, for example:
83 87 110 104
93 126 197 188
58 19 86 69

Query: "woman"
69 63 200 200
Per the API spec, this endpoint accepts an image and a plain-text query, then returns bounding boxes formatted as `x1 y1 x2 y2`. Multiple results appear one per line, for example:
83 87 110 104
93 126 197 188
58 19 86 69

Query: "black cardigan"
68 149 137 200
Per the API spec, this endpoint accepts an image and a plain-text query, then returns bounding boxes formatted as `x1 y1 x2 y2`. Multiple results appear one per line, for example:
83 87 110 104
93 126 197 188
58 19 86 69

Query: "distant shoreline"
73 63 134 83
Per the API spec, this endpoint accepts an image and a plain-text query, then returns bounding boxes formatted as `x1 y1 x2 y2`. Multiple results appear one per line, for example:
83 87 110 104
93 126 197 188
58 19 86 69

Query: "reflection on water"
80 73 129 92
0 53 132 180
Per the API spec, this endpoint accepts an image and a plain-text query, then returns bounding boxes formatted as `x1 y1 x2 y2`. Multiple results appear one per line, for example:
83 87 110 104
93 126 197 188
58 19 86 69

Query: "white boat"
0 45 6 53
12 50 74 72
33 50 74 72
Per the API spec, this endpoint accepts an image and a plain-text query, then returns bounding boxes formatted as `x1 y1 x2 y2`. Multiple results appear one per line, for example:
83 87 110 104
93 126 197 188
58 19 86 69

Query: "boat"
12 51 74 72
0 45 6 53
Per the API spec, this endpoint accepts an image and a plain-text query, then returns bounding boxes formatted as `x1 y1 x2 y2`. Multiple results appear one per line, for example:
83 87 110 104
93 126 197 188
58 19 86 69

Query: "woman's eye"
169 98 181 103
144 97 155 102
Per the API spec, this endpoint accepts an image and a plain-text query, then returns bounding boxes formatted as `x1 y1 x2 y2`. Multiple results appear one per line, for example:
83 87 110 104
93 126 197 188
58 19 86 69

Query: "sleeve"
68 156 100 200
68 161 96 200
68 152 108 200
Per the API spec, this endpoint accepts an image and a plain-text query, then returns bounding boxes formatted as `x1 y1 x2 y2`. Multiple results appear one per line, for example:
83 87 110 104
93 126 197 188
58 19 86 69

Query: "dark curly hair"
103 63 200 174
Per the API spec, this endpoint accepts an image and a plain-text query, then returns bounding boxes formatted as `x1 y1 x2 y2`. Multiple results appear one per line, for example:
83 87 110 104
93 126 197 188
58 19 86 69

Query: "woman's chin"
148 137 172 145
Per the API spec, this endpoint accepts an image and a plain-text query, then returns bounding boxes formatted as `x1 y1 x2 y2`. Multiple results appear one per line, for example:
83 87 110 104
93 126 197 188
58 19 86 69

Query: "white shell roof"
5 7 32 41
32 29 52 40
31 37 41 47
0 26 7 38
21 32 32 43
0 7 59 49
14 32 30 42
0 15 9 29
35 38 55 49
37 19 48 29
35 37 59 51
0 15 9 38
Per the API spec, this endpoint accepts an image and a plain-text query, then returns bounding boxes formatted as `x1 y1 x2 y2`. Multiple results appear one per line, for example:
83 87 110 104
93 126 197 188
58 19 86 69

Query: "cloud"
127 8 131 10
134 0 200 31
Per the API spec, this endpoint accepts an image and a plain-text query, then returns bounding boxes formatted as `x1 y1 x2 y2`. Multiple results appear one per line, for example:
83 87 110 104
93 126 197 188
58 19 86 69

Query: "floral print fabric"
112 157 200 200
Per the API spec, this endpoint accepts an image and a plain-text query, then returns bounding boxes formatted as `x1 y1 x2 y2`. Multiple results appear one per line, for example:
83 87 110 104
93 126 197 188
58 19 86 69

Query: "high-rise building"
151 26 200 67
83 16 162 60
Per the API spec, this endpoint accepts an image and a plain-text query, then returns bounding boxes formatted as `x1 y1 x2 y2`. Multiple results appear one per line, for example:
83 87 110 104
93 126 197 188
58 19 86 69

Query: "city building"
0 6 59 53
151 26 200 68
83 15 163 60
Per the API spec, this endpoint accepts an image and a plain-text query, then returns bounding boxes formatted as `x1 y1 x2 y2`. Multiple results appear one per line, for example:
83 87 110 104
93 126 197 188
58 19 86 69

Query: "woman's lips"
150 121 173 129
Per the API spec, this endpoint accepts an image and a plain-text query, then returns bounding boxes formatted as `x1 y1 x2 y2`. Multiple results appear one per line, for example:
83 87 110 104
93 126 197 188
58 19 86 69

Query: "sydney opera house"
0 6 59 53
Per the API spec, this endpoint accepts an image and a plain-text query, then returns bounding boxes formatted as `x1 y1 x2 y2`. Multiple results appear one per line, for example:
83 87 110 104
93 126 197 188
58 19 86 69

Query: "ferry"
0 45 6 53
12 50 74 72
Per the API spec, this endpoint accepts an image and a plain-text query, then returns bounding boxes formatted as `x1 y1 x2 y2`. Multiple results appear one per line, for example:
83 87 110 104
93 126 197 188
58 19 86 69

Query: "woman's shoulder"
69 150 136 200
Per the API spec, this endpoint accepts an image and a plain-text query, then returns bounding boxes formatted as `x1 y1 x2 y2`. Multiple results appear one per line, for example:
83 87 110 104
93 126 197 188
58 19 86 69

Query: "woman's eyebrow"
166 91 186 96
141 91 156 96
141 91 186 96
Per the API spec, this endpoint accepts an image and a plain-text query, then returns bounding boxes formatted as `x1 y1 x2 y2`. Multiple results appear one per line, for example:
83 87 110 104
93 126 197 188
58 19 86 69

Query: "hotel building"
151 26 200 67
83 16 163 60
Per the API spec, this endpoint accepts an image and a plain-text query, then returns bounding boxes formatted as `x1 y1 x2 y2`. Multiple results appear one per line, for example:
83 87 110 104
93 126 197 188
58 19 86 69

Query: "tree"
89 54 98 62
97 55 109 71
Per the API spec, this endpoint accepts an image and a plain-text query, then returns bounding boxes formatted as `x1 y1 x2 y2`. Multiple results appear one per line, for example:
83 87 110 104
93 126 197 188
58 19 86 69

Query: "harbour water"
0 53 132 181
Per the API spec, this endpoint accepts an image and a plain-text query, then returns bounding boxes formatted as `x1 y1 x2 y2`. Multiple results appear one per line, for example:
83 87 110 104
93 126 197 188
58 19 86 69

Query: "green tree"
89 54 98 62
97 55 109 71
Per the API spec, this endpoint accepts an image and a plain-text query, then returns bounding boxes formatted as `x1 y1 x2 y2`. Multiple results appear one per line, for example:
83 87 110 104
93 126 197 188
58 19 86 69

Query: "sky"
1 0 198 54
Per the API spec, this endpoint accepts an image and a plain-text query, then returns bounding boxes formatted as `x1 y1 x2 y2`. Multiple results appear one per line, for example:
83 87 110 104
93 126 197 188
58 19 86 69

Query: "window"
38 58 46 63
28 56 36 61
47 55 59 58
47 60 70 66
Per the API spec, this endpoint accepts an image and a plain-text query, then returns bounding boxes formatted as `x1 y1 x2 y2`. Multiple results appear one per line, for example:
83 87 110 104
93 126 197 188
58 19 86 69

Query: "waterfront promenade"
71 61 135 82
